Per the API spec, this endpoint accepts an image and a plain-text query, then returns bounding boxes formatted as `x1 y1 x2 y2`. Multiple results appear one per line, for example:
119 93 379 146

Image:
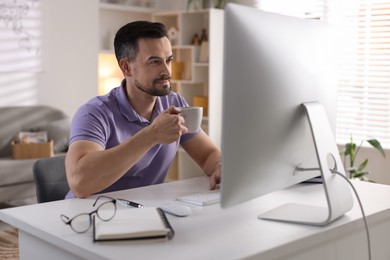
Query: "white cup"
178 106 203 133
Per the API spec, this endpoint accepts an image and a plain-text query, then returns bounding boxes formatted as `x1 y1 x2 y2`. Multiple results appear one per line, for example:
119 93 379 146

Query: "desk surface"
1 176 390 260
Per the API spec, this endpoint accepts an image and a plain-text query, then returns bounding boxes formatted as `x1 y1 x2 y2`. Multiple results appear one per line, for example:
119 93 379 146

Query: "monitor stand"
258 102 353 226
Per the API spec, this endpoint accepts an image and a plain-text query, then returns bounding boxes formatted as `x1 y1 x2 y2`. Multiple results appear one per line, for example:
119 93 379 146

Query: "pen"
118 198 144 208
128 201 144 208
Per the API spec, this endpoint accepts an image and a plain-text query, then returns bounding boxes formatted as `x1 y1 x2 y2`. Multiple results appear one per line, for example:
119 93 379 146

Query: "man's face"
130 37 173 96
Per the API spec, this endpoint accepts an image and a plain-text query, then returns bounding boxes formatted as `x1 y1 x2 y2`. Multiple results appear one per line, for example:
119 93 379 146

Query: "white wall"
363 147 390 184
0 0 98 118
37 0 99 117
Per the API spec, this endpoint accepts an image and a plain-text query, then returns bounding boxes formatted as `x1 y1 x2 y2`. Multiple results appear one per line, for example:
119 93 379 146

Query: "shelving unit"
98 3 223 180
99 3 155 51
98 3 155 95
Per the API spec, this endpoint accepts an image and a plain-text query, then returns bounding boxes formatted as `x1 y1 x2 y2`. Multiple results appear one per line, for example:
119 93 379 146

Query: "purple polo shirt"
65 85 198 199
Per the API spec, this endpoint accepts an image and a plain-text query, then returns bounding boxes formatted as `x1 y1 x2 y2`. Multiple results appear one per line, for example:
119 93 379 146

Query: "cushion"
0 106 69 156
34 118 70 153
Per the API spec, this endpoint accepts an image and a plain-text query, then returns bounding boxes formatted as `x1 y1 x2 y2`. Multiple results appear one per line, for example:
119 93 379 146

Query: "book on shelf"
93 207 174 242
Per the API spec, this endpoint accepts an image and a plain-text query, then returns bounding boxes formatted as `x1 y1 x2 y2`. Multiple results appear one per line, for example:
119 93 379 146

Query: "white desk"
1 176 390 260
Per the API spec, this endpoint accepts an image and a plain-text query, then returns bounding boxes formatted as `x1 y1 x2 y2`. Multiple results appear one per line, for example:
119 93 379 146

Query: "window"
255 0 390 148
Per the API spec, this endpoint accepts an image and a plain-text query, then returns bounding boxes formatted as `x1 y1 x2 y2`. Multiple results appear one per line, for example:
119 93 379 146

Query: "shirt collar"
117 80 163 123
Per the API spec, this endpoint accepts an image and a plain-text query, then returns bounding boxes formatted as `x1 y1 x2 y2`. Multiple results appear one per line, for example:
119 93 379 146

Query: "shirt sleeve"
69 102 110 149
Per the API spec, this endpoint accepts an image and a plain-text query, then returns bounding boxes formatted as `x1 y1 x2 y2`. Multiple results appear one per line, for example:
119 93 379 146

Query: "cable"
331 169 372 260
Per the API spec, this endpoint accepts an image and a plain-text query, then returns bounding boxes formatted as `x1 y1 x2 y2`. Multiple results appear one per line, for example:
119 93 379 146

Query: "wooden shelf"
99 3 157 13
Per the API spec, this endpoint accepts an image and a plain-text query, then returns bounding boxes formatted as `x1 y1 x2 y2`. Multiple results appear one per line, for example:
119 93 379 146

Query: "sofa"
0 106 70 205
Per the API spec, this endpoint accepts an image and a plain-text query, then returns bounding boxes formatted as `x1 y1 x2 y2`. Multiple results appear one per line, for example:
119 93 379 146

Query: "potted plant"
340 137 386 181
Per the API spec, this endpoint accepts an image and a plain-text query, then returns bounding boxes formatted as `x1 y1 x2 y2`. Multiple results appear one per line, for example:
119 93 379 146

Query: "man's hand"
149 106 188 144
209 161 221 190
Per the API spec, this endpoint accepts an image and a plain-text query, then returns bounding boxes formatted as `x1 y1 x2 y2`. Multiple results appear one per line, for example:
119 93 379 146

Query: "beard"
134 77 171 96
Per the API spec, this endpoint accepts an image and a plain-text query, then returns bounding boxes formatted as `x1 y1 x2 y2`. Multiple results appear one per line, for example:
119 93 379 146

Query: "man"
65 21 221 199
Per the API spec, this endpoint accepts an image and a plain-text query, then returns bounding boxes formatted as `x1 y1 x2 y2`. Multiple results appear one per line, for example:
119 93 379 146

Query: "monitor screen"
220 4 353 226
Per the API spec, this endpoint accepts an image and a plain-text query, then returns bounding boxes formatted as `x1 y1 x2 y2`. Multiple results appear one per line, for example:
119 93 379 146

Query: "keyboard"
176 190 220 206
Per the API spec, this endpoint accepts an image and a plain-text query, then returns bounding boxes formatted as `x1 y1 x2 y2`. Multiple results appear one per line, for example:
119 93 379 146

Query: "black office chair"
33 155 70 203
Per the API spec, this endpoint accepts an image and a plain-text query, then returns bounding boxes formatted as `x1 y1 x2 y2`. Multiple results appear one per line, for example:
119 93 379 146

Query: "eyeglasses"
60 195 118 233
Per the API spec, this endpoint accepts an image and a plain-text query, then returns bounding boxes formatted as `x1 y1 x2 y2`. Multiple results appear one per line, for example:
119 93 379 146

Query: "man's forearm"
67 126 156 198
202 149 221 177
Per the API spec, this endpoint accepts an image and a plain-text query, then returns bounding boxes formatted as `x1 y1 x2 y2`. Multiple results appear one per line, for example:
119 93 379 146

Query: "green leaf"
347 167 357 175
358 159 368 171
354 172 368 178
345 142 355 156
367 139 386 158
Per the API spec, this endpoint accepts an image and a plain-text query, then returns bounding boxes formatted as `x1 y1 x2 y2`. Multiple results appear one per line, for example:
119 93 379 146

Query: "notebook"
93 207 174 241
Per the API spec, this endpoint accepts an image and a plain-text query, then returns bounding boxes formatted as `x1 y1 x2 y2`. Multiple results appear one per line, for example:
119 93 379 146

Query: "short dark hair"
114 21 168 63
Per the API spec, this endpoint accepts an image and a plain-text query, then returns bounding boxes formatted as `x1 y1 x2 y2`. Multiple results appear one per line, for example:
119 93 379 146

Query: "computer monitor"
220 4 353 226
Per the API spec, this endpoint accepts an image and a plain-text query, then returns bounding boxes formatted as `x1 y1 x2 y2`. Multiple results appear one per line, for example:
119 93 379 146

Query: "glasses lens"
70 213 91 233
97 201 116 221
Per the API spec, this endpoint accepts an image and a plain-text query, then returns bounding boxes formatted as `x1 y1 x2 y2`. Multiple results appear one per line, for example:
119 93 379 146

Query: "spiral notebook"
93 207 174 242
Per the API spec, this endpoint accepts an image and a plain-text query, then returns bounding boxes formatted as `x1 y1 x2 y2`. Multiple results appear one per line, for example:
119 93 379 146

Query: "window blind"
336 1 390 147
254 0 390 148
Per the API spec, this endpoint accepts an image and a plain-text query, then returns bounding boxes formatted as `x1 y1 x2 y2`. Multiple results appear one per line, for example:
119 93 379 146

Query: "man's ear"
119 59 131 76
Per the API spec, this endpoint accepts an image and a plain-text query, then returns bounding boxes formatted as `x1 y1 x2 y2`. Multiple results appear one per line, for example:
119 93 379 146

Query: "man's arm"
65 107 187 198
181 131 221 190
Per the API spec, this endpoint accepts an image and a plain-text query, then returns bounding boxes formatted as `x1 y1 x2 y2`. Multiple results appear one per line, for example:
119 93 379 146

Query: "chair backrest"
33 155 70 203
